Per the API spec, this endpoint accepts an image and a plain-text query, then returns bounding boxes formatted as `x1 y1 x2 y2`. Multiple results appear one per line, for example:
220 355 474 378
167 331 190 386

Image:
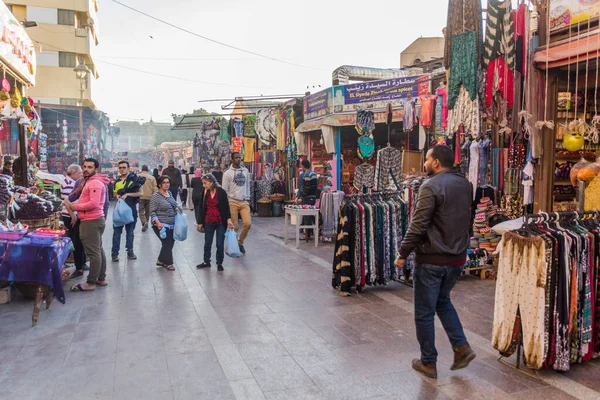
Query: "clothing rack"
495 210 600 376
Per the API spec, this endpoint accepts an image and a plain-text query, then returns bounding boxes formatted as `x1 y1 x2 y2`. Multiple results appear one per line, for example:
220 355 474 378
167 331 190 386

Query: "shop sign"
550 0 600 32
335 75 429 113
303 88 333 120
0 3 36 85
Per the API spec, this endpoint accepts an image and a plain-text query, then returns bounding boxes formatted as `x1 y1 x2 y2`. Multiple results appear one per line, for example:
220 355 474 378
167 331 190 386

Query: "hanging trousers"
492 232 548 369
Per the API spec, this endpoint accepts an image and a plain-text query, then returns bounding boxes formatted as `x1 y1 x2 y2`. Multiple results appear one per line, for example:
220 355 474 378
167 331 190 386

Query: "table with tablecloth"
0 237 71 325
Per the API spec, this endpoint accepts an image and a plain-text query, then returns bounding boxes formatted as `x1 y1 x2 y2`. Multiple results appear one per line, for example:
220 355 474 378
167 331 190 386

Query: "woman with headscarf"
195 173 234 272
190 167 203 212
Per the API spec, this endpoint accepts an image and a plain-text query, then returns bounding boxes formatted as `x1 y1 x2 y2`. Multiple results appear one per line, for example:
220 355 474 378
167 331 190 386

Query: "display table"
0 237 71 326
284 208 319 248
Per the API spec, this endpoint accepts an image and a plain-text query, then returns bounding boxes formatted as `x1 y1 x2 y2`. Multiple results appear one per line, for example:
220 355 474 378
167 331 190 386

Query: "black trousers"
62 215 87 270
181 189 188 206
152 226 175 265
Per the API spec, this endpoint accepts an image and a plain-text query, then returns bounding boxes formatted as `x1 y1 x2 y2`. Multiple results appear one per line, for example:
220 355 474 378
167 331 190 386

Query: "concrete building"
114 120 173 152
400 37 444 68
4 0 99 108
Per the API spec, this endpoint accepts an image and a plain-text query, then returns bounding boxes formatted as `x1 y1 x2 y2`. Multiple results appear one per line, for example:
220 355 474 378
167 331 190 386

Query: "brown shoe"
451 344 476 370
412 359 437 378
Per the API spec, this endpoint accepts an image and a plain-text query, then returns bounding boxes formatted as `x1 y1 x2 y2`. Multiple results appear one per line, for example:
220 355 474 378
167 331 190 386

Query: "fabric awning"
295 108 405 132
534 33 600 69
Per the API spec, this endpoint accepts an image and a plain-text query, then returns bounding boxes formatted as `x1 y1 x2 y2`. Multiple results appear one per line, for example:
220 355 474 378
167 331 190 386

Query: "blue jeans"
112 219 136 255
204 223 226 265
169 187 179 201
414 262 467 364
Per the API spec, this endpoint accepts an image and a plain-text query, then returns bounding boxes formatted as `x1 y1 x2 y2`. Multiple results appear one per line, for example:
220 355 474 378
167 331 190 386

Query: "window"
58 52 76 68
60 98 77 106
57 9 74 26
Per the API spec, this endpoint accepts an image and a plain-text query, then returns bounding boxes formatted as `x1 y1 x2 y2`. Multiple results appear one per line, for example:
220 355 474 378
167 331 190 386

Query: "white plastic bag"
173 212 188 241
225 228 241 258
113 199 133 227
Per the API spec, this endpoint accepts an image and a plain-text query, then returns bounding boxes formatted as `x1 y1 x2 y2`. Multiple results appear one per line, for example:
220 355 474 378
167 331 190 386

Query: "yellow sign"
550 0 600 32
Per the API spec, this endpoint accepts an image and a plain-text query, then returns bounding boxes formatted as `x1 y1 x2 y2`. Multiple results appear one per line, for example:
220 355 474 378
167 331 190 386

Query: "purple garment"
69 177 109 219
0 237 71 303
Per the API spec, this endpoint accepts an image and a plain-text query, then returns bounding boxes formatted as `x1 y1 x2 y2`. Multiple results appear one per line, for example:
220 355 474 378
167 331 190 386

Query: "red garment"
436 87 448 128
485 57 514 108
419 95 436 127
204 191 222 224
232 137 243 153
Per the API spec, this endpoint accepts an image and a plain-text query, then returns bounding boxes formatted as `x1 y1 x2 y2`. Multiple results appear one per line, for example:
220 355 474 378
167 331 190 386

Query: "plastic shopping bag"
224 228 241 258
113 199 134 227
173 212 188 241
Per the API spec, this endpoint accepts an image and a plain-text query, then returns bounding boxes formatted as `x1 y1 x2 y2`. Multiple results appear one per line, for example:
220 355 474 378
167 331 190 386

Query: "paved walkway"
1 209 600 399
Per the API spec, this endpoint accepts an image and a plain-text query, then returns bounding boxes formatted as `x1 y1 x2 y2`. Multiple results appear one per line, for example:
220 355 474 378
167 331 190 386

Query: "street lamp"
74 62 91 164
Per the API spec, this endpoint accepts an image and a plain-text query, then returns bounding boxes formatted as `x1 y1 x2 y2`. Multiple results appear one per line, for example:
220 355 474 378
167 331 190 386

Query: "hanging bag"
173 212 188 241
113 199 134 227
225 228 241 258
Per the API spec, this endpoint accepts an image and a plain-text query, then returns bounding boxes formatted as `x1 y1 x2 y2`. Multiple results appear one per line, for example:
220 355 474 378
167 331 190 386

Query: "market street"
0 210 599 400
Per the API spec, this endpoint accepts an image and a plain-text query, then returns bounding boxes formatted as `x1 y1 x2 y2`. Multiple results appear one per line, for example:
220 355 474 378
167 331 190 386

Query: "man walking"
162 160 182 200
395 145 475 379
112 160 144 261
64 158 109 292
61 164 87 279
139 165 157 232
295 159 318 239
222 152 251 254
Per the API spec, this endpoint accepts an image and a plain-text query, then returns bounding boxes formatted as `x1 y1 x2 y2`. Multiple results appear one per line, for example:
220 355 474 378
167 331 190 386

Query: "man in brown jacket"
139 165 157 232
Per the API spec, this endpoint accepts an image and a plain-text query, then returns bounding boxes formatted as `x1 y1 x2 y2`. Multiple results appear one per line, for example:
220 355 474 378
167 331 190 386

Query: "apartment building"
4 0 99 108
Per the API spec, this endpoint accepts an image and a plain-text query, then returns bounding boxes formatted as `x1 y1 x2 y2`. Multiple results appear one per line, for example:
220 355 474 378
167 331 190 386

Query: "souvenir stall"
0 2 71 325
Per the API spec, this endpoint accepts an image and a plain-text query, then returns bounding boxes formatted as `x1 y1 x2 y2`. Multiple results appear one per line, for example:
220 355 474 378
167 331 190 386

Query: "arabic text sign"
339 76 422 112
550 0 600 32
304 88 332 119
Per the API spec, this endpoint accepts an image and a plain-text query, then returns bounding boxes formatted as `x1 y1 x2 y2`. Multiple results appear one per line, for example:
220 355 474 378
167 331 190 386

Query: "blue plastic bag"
113 199 134 227
225 228 241 258
173 212 188 241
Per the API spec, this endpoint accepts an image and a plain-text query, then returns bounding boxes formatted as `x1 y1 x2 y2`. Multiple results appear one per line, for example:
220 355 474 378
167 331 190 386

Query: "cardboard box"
0 286 12 304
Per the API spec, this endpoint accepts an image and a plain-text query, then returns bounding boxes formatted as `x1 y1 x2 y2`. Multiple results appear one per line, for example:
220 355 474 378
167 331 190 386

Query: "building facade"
400 37 444 68
4 0 99 108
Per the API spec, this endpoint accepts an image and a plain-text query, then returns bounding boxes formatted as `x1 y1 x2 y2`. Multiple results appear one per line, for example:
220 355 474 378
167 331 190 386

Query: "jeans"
414 262 468 364
152 226 175 265
169 187 179 201
203 223 226 265
80 218 107 284
139 199 151 226
112 219 137 255
229 200 251 245
62 216 87 270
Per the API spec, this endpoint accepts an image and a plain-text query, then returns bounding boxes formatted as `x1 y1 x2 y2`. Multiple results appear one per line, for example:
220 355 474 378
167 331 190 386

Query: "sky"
92 0 474 124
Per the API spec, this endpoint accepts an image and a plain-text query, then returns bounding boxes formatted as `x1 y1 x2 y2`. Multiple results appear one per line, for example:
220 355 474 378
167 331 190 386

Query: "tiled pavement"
1 209 600 399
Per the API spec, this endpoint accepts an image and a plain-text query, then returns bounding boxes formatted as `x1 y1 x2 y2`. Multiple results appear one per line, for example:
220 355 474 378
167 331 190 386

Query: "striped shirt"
150 191 181 226
61 177 76 217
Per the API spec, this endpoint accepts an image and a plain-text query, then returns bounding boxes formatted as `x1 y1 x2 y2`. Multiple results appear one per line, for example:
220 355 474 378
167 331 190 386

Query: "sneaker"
127 251 137 260
217 265 224 271
111 254 119 262
451 344 476 370
196 263 211 269
67 270 84 280
142 224 148 232
412 359 437 379
239 245 246 254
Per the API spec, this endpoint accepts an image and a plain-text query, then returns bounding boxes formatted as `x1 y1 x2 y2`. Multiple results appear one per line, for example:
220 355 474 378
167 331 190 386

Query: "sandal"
70 283 95 292
164 264 175 271
156 261 165 266
95 280 108 287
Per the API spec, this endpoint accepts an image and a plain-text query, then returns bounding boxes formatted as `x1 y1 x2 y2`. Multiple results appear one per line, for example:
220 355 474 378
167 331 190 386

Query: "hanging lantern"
564 132 585 152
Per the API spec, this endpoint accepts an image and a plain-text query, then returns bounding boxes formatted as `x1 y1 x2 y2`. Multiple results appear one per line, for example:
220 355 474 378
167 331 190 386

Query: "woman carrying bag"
196 173 234 272
150 176 182 271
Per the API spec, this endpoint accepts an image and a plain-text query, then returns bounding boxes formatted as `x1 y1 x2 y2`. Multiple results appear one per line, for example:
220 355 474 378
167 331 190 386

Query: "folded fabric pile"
471 197 502 251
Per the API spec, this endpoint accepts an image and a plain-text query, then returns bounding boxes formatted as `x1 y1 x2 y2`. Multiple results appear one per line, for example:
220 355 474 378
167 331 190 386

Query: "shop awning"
295 108 405 132
534 32 600 69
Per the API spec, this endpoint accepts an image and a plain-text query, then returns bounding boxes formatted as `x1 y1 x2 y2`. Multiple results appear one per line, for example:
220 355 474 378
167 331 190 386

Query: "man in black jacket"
395 145 475 379
162 160 182 200
112 161 145 262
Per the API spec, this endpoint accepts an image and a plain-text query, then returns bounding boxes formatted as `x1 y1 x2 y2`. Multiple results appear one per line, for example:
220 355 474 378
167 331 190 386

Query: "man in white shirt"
222 152 251 254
